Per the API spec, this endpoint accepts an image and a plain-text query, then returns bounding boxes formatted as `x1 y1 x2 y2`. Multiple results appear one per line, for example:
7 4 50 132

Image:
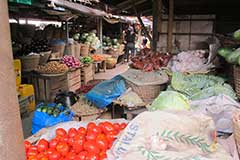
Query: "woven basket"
80 44 89 56
233 65 240 97
233 110 240 155
75 43 81 58
20 55 40 71
39 51 51 65
126 80 165 104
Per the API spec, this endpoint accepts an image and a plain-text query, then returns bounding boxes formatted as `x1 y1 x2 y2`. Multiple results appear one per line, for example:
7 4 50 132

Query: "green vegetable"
80 56 93 64
149 91 190 111
169 72 237 100
226 48 240 64
36 107 42 112
234 29 240 41
41 106 48 113
218 48 233 58
47 107 53 115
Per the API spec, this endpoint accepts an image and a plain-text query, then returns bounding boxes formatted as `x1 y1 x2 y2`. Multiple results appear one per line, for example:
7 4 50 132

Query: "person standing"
124 25 136 62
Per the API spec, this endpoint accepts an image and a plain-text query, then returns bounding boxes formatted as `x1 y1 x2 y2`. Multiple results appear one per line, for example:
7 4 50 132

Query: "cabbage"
234 29 240 41
218 48 233 58
149 91 190 111
226 48 240 64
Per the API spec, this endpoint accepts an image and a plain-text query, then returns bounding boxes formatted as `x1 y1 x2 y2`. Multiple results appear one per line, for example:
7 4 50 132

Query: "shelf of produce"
31 73 68 102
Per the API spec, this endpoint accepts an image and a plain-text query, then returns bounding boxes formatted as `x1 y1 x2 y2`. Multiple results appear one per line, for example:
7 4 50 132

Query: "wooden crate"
67 69 81 92
81 64 94 85
32 73 68 102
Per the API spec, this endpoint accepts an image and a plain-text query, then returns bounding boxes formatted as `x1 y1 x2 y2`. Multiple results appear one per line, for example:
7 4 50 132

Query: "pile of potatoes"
35 61 69 74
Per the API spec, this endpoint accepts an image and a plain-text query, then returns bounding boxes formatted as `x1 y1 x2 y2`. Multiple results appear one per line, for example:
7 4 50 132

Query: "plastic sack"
108 111 233 160
190 94 240 133
149 91 190 111
86 76 126 109
32 110 74 134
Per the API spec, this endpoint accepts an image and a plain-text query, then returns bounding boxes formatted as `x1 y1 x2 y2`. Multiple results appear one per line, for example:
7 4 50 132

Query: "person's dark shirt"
125 30 135 43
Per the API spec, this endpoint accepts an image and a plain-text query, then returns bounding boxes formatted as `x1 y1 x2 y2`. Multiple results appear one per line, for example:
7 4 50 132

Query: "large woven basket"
233 110 240 155
126 80 165 104
20 55 40 71
80 44 90 56
233 65 240 97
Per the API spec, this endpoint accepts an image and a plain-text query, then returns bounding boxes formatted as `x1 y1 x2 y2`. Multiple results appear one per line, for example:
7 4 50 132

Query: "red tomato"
27 150 38 157
37 152 46 159
46 148 56 155
66 152 77 160
68 128 78 138
77 127 87 135
68 137 75 146
120 123 127 130
97 134 106 140
24 140 31 151
28 156 38 160
37 139 49 152
60 135 69 143
86 132 97 141
29 146 38 152
74 134 85 141
87 122 97 130
96 137 108 151
98 122 105 132
48 151 61 160
40 157 49 160
84 141 100 154
56 128 67 137
106 132 117 143
56 142 70 156
77 151 88 160
99 151 107 160
113 123 120 131
102 122 114 133
85 153 99 160
72 138 85 153
90 126 101 135
49 138 58 149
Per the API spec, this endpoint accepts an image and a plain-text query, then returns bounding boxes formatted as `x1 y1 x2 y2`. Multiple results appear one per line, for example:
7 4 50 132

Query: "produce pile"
36 103 72 118
80 56 94 65
35 61 69 74
168 72 237 100
61 55 81 69
102 36 120 50
131 48 171 72
77 32 100 50
218 47 240 65
168 50 213 73
25 121 127 160
91 54 104 62
20 39 50 56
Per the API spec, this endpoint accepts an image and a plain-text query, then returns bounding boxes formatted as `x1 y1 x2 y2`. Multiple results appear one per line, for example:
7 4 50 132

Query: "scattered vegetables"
130 48 171 72
35 61 69 74
80 56 93 64
36 103 71 118
61 55 81 69
91 54 104 62
24 121 127 160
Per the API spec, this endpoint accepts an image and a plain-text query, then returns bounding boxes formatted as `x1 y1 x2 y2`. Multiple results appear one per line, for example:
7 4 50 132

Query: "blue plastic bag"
32 110 74 134
86 76 126 109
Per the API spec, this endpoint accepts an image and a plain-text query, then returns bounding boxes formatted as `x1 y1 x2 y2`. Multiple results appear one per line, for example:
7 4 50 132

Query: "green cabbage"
226 48 240 64
218 48 233 58
234 29 240 41
149 91 190 111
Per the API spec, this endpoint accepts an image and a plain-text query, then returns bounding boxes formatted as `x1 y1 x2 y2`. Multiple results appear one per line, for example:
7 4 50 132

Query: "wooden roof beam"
115 0 147 13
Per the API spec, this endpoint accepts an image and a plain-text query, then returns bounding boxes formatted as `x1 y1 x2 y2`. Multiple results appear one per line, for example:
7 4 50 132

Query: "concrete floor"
22 64 129 138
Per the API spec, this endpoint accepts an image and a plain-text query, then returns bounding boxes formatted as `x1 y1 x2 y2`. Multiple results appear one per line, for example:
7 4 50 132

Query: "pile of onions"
61 55 81 69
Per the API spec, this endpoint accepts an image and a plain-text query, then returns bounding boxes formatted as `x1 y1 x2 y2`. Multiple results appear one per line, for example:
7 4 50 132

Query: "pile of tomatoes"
24 121 127 160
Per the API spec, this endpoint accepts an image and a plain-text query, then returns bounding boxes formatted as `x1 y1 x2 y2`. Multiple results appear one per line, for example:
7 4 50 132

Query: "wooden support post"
152 0 161 51
99 18 103 54
0 1 26 159
65 21 69 44
158 0 163 33
167 0 174 53
136 15 152 44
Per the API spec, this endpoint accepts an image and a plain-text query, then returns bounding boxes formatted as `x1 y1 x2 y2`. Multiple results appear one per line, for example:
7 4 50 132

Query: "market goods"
80 56 93 64
169 50 213 73
234 29 240 41
102 36 120 49
80 32 101 49
149 91 190 111
217 47 233 58
61 55 81 69
169 72 237 100
225 48 240 64
36 103 71 118
35 61 69 74
20 39 50 56
109 111 232 160
25 121 127 160
131 48 171 72
91 54 104 61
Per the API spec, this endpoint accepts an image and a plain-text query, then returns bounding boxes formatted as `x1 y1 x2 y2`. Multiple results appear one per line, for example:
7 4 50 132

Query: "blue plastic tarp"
85 76 126 109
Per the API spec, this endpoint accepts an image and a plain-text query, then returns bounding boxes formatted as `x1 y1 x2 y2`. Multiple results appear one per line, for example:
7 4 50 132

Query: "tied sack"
108 111 233 160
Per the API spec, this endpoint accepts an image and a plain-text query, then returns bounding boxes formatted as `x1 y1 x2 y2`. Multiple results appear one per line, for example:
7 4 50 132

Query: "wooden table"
94 60 106 73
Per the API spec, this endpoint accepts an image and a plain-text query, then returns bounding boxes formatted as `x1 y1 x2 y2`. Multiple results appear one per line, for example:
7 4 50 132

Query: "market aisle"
94 63 129 80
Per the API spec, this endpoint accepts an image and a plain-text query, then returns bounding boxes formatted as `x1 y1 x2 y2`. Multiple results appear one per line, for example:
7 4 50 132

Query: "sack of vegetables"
32 103 74 134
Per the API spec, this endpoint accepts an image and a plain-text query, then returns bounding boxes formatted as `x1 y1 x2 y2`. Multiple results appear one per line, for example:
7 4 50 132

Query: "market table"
94 60 106 73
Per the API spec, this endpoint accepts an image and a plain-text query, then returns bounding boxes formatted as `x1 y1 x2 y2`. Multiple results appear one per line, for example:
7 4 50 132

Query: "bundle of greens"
168 72 237 100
